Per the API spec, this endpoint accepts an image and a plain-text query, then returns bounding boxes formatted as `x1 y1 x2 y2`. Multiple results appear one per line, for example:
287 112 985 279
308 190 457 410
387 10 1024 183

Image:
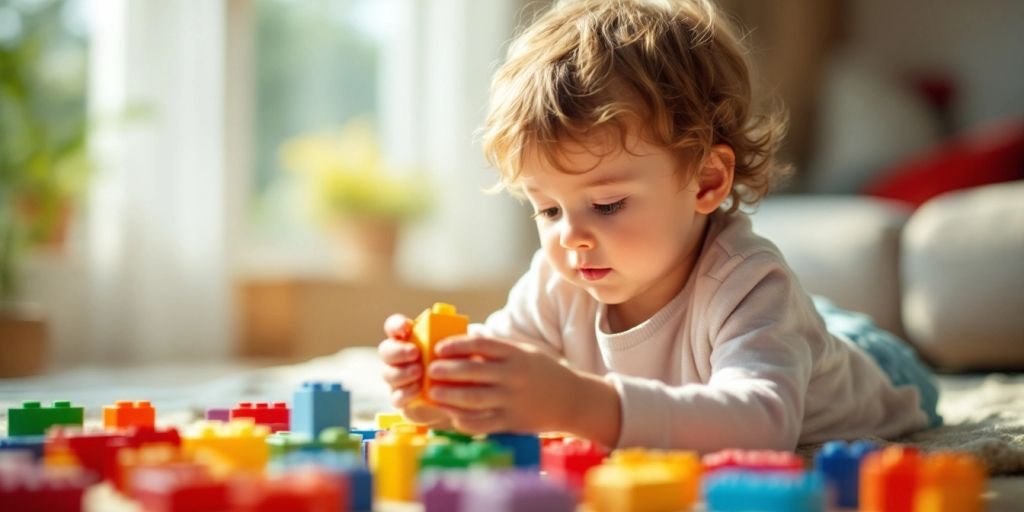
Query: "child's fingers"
381 362 422 388
390 382 422 409
384 314 413 340
378 337 421 365
427 358 504 384
445 407 504 435
428 383 505 410
435 335 514 360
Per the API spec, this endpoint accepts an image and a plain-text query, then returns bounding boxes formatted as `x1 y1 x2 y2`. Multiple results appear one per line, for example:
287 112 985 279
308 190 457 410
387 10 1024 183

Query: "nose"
558 215 595 250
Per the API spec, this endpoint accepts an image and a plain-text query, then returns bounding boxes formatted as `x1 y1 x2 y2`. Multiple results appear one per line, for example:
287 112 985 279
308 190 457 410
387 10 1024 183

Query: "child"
378 0 941 452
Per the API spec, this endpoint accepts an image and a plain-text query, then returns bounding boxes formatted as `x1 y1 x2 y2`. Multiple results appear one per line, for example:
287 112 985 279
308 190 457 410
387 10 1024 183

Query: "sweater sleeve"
608 252 818 452
472 250 566 358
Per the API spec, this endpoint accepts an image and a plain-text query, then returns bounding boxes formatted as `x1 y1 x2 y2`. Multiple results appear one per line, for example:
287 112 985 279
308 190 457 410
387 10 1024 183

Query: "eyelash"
531 199 628 220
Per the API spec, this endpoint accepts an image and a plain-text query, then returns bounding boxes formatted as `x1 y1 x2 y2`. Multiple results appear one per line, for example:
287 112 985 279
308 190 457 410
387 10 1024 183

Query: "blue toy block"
0 435 46 460
350 428 377 441
486 433 540 469
814 440 878 508
291 381 350 440
269 450 373 512
703 470 827 512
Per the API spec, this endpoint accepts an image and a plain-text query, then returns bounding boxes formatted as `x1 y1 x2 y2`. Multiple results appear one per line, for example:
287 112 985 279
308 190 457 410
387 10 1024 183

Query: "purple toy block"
419 472 464 512
460 470 575 512
205 408 230 422
814 440 878 508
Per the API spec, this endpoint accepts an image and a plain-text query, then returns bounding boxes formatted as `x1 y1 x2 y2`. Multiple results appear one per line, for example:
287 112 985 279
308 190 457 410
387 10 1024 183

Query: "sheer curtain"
85 0 234 362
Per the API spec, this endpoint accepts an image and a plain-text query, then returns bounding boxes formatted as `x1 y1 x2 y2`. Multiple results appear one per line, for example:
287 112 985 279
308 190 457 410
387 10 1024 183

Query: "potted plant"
0 0 91 377
279 118 432 279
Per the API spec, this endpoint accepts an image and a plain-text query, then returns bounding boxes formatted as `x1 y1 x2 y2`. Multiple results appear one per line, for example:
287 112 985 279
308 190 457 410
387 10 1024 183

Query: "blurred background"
1 0 1022 376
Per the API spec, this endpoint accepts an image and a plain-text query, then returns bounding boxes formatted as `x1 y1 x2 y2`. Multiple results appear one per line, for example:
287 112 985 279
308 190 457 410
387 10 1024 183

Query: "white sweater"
480 211 928 452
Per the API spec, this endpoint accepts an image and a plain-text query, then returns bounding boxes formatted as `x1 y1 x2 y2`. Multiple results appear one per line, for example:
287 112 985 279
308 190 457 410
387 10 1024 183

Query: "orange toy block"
915 452 985 512
410 303 469 403
860 445 920 512
103 400 156 430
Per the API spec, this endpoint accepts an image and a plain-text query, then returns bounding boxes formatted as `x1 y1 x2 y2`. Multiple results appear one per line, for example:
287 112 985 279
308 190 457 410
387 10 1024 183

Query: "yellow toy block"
182 419 269 475
585 448 702 512
915 452 985 512
374 423 427 502
375 412 405 430
410 303 469 403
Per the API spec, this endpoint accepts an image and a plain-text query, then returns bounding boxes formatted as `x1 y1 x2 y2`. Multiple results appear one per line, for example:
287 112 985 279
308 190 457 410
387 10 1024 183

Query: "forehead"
518 131 671 190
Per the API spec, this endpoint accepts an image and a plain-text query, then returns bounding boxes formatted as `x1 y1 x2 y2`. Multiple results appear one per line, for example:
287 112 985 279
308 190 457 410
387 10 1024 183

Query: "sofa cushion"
901 181 1024 371
750 197 911 337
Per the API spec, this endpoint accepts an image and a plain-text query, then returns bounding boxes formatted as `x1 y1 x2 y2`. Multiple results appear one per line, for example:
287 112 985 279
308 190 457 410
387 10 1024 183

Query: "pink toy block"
702 449 803 474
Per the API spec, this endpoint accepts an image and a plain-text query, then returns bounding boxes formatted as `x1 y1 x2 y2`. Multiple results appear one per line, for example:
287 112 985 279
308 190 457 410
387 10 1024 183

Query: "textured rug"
797 372 1024 475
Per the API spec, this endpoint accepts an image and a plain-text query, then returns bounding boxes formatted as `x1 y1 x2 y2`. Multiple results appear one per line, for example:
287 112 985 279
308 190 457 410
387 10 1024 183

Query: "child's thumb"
384 314 413 341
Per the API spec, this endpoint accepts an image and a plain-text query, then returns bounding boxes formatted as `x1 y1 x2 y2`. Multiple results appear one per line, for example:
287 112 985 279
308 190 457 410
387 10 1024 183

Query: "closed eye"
593 198 627 215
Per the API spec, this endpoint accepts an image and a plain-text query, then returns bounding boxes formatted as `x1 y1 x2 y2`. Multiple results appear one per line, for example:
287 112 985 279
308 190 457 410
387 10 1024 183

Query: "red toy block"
702 449 804 474
542 437 609 496
0 459 94 512
103 400 156 430
233 469 345 512
130 463 230 512
124 426 182 448
230 402 290 432
860 445 921 512
115 443 187 493
45 428 127 481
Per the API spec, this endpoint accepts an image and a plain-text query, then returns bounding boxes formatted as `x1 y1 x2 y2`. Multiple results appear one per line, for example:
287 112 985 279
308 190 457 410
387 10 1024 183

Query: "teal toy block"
704 470 826 512
290 382 351 440
487 433 541 469
7 401 84 436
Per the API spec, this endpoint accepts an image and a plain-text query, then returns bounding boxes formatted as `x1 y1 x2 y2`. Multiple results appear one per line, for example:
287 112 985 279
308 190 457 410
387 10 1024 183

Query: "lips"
578 268 611 281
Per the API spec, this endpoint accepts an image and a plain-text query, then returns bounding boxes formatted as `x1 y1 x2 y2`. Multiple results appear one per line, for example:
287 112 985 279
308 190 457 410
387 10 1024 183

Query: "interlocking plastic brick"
0 457 94 512
420 441 513 471
814 440 877 508
460 469 575 512
103 400 156 430
542 437 609 495
487 433 541 469
410 303 469 403
182 420 270 474
115 443 187 493
129 463 229 512
0 435 45 460
420 472 464 512
266 427 362 458
860 445 920 512
269 450 373 512
429 429 473 444
292 382 351 439
374 424 427 502
703 448 804 473
350 428 379 441
375 412 404 430
7 401 84 436
230 402 290 432
585 448 702 512
45 428 127 481
235 469 344 512
916 452 985 512
205 408 230 422
703 469 827 512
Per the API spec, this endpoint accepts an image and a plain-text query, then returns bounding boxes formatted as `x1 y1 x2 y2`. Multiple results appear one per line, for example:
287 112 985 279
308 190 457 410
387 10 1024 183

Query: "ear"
694 144 735 215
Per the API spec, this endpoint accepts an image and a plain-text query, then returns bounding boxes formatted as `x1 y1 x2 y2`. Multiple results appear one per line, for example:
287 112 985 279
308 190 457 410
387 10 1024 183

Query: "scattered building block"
0 435 45 460
420 441 513 471
542 437 609 496
814 440 877 508
230 402 289 432
129 463 229 512
375 412 404 431
703 448 804 474
916 452 985 512
7 401 84 436
103 400 156 430
585 448 702 512
703 470 827 512
205 408 230 422
182 420 270 475
374 424 427 502
270 450 373 512
487 433 541 469
292 382 351 439
460 469 576 512
860 445 921 512
0 455 94 512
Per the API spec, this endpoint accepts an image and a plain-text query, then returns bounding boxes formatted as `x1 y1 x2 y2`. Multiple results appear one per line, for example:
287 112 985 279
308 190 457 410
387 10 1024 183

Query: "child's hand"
425 335 590 435
377 314 452 428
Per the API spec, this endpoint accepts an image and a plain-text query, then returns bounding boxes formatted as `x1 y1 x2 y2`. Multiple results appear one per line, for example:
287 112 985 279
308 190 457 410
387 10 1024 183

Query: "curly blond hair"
481 0 789 211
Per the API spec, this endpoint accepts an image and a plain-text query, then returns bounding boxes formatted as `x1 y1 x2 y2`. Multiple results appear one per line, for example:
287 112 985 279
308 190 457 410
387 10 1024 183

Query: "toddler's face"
519 134 710 327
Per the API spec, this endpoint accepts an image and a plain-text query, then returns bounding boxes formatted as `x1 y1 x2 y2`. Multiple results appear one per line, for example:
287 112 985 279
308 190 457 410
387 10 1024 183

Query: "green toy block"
419 441 513 471
8 400 84 436
430 429 474 444
318 427 362 455
266 427 363 458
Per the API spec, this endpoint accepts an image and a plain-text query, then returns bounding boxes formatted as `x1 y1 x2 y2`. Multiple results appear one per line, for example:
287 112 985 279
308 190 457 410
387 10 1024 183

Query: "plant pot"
0 303 49 378
329 217 400 280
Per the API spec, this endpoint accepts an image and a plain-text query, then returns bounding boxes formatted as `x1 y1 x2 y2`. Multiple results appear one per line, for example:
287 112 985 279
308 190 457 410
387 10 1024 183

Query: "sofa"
750 180 1024 372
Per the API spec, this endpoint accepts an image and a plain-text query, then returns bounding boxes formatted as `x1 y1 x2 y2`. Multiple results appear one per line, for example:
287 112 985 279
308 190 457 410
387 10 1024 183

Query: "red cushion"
865 118 1024 208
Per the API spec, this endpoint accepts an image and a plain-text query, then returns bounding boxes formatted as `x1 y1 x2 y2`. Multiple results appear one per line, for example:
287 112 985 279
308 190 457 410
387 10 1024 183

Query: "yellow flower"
280 118 430 223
